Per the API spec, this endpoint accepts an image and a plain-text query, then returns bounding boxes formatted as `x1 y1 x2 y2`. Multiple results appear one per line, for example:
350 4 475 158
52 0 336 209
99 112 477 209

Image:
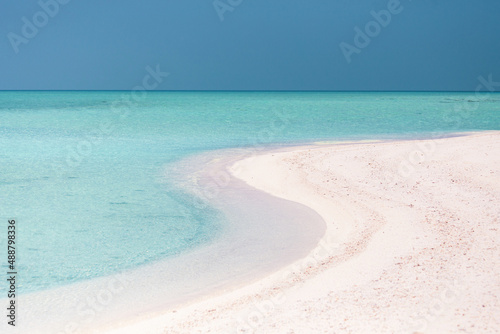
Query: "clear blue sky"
1 0 499 90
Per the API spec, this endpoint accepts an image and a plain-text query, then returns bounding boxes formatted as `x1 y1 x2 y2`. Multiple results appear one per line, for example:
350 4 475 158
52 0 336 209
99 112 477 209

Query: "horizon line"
0 90 498 93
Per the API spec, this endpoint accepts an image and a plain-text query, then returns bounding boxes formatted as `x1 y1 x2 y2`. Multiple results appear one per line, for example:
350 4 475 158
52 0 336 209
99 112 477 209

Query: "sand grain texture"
105 132 500 334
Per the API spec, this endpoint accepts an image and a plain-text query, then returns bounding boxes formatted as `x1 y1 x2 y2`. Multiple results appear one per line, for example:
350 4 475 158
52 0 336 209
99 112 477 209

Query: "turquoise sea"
1 91 499 295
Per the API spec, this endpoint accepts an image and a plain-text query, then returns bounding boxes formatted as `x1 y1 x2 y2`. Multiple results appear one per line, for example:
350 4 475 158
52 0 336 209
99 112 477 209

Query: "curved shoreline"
104 131 499 334
2 147 326 334
4 131 498 333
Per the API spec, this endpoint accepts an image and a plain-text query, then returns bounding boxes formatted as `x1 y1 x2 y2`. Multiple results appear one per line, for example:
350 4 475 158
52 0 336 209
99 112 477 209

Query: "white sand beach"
104 132 500 334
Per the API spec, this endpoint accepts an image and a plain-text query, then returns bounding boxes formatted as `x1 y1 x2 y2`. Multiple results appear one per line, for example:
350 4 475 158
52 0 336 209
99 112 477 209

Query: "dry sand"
104 132 500 334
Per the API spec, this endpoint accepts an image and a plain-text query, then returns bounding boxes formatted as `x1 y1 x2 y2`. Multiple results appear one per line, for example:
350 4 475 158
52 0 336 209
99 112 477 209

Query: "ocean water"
1 91 499 295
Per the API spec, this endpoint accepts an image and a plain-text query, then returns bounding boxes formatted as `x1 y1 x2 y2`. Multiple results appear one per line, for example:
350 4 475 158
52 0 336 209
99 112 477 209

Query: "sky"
0 0 499 91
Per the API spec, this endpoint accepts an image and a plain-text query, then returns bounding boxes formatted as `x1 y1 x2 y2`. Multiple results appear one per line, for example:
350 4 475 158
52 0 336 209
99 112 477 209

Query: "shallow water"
1 91 499 295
